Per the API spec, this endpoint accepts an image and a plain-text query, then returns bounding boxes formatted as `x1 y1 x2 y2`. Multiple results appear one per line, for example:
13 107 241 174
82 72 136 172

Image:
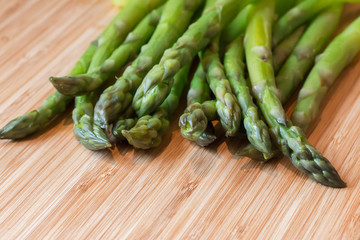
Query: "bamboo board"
0 1 359 239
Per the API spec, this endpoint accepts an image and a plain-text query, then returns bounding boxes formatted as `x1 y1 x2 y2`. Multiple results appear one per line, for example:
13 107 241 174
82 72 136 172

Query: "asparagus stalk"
0 38 99 140
132 0 244 117
185 100 218 122
272 0 357 46
277 5 343 104
238 5 343 160
273 26 305 72
180 0 250 146
50 7 163 97
179 64 217 146
0 0 165 140
94 0 203 132
187 64 212 106
292 16 360 131
225 35 273 158
245 0 345 187
115 0 213 143
71 8 167 150
222 5 253 44
50 0 166 96
201 36 242 136
122 66 190 149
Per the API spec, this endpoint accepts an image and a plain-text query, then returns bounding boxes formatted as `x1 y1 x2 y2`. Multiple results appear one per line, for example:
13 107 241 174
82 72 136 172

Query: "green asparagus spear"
72 90 112 150
179 0 226 146
273 26 305 73
202 36 242 137
179 64 217 146
194 100 218 121
229 0 298 163
0 38 99 140
245 0 345 187
71 8 167 150
94 0 203 132
237 5 343 160
225 35 273 158
187 64 212 106
50 0 166 96
222 5 252 44
239 3 305 158
272 0 358 46
50 7 163 97
0 0 165 140
292 16 360 131
122 66 190 149
277 5 343 104
237 6 341 160
132 0 245 117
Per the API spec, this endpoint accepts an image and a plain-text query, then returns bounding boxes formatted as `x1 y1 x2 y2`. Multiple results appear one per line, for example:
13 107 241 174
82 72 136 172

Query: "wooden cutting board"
0 1 359 239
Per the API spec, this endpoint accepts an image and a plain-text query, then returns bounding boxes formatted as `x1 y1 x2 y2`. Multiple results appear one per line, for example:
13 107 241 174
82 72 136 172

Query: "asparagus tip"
80 139 112 151
195 131 216 147
49 76 75 95
121 129 157 150
49 75 94 96
0 130 6 139
310 173 346 188
122 130 147 149
0 120 32 140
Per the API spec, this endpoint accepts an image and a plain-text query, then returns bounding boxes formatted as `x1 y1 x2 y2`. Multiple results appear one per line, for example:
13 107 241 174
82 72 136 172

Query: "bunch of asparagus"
1 0 360 188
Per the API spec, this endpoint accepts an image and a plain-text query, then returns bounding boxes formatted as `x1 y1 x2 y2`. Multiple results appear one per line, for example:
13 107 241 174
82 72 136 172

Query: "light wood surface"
0 1 359 239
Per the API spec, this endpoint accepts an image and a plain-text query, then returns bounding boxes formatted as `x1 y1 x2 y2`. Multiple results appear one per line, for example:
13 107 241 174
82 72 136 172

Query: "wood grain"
0 1 359 239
